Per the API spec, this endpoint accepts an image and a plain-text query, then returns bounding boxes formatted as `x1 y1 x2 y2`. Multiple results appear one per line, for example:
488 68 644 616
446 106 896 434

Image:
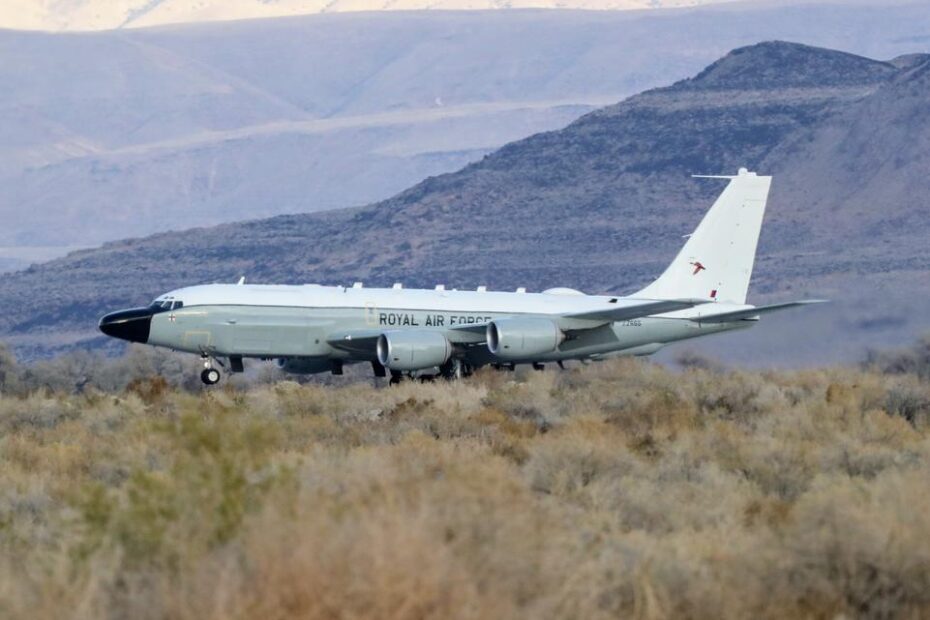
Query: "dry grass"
2 356 930 619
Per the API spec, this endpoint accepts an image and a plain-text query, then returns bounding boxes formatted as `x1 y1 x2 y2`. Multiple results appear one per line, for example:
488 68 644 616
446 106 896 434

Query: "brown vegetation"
1 343 930 619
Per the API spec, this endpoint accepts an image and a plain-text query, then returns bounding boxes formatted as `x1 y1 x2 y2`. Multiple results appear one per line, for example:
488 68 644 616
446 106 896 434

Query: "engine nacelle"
377 330 452 371
276 357 333 375
487 317 564 360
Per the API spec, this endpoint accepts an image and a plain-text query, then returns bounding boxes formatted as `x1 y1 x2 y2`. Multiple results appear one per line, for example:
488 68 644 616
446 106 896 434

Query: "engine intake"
377 330 452 371
487 317 563 360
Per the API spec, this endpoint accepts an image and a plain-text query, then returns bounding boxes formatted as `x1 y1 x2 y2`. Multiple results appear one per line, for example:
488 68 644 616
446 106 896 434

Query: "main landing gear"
441 359 473 381
386 359 474 386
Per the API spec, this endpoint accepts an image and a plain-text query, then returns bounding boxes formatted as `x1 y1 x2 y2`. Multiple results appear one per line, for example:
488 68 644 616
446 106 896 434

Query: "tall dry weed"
2 352 930 619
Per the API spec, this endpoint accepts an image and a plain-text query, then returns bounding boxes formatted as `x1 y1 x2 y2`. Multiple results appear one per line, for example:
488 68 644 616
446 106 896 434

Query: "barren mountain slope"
3 4 930 271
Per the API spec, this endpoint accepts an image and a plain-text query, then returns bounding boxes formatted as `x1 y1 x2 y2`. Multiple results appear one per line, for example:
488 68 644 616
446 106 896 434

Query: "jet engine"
276 357 333 375
487 317 564 360
377 330 452 371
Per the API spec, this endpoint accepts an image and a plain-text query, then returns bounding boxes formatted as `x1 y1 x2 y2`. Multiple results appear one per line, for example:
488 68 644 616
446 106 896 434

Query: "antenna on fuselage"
237 276 245 285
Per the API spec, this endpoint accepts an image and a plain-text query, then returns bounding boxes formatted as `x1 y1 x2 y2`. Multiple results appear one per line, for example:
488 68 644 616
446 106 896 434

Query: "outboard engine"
487 317 563 361
377 331 452 371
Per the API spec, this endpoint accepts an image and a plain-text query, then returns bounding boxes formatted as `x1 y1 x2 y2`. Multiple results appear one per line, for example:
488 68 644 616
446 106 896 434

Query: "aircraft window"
172 301 184 310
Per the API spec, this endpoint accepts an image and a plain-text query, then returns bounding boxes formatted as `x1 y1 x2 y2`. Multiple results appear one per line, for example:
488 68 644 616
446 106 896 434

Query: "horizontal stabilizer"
567 298 710 322
691 299 828 324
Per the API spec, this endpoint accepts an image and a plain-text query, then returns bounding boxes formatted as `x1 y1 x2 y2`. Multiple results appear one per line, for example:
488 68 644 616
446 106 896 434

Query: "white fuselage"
143 283 750 366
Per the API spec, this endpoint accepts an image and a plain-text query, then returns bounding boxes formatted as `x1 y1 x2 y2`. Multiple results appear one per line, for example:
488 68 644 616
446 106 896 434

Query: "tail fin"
636 168 772 305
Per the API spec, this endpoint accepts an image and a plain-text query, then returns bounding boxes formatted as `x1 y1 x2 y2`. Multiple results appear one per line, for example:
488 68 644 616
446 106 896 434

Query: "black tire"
441 359 473 381
201 368 221 385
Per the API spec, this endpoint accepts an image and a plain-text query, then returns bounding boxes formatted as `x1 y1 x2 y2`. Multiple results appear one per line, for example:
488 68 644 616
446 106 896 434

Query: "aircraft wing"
326 297 802 355
329 298 713 352
565 298 710 322
328 325 487 352
448 323 489 335
326 329 382 355
691 300 828 324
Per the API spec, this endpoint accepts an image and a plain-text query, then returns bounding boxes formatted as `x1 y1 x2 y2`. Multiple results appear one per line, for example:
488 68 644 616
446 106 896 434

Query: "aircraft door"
365 302 378 327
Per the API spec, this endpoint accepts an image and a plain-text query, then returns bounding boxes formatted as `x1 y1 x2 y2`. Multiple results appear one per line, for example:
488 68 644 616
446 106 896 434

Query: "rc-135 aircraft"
100 169 824 385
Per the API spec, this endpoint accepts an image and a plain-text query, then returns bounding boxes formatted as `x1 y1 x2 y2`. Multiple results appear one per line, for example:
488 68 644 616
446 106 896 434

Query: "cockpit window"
148 298 183 312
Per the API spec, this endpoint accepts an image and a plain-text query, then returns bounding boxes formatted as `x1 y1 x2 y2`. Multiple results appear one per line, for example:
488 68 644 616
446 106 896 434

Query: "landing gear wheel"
201 368 221 385
388 370 404 386
440 359 472 381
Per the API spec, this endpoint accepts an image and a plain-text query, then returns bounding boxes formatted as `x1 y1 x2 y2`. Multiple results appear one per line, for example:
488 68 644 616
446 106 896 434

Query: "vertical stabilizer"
636 169 772 305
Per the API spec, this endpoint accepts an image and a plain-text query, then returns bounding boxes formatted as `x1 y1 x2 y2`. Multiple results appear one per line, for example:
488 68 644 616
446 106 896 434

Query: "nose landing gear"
201 367 221 385
199 353 223 385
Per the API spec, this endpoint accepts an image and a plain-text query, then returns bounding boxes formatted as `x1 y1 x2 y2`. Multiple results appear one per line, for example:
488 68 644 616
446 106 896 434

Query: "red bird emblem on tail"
690 261 706 275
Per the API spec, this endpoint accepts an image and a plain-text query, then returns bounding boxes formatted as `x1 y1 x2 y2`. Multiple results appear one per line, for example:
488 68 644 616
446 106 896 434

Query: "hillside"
2 350 930 618
3 3 930 271
2 0 742 31
2 41 928 364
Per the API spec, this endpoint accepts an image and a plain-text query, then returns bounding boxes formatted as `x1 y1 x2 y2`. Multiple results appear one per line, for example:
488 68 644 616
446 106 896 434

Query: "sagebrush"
1 349 930 619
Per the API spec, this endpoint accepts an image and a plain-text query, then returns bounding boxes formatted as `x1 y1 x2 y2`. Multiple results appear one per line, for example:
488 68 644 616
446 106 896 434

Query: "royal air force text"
378 312 492 327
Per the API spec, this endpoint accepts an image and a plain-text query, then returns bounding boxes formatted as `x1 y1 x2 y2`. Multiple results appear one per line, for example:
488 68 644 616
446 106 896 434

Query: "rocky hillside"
3 41 929 363
4 4 930 271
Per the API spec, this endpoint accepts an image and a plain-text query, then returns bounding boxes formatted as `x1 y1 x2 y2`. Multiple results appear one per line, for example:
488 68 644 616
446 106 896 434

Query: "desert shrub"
66 406 289 576
884 384 930 427
4 343 207 396
125 376 171 404
674 349 727 373
2 341 930 619
865 334 930 381
776 470 930 618
480 370 561 430
524 418 637 500
0 393 81 432
0 343 22 396
693 370 800 428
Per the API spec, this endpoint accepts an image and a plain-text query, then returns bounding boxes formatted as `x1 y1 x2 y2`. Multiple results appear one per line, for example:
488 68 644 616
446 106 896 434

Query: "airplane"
99 169 825 385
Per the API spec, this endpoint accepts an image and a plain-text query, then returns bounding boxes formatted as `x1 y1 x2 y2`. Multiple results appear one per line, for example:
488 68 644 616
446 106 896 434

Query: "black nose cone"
98 307 153 343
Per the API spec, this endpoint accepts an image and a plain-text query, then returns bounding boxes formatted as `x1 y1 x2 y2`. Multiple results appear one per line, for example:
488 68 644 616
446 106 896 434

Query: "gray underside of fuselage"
148 304 747 367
